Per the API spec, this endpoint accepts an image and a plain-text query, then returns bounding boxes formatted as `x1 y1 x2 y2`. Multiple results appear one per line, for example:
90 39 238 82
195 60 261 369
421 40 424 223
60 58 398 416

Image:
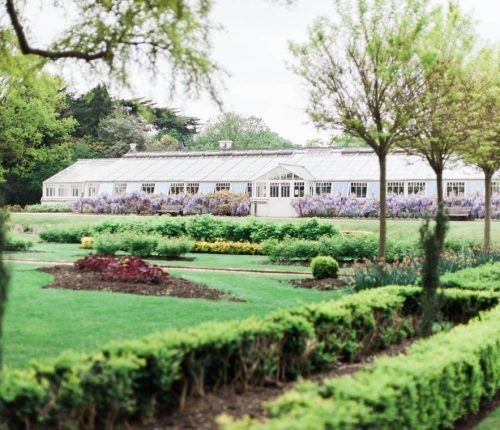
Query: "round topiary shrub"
311 256 340 279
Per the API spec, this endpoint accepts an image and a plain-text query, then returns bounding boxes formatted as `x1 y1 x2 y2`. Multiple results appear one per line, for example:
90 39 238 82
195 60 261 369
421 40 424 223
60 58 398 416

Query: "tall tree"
0 0 222 373
290 0 429 258
459 46 500 252
192 112 295 150
68 85 114 138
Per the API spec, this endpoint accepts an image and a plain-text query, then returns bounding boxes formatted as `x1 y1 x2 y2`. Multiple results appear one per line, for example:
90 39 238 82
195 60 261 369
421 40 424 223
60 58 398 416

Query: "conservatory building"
41 145 498 217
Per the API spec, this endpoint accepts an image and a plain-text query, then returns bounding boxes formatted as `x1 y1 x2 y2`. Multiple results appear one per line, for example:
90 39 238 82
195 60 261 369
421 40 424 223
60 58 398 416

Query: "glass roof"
44 148 487 184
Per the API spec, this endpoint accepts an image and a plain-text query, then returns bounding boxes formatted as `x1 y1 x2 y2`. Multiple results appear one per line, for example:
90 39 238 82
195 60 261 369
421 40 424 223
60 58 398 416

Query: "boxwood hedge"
0 286 496 429
223 296 500 430
441 262 500 291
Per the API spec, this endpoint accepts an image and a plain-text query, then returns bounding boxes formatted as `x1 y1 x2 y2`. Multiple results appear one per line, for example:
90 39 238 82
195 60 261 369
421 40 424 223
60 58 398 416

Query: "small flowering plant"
75 255 168 284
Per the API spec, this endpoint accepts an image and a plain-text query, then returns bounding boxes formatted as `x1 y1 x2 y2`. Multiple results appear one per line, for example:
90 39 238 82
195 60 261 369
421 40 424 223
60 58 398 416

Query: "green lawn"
474 408 500 430
4 241 311 272
3 262 345 368
9 213 500 244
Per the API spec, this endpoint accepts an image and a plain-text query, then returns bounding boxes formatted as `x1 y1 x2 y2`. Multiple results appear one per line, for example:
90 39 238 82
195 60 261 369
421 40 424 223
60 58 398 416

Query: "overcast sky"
32 0 500 145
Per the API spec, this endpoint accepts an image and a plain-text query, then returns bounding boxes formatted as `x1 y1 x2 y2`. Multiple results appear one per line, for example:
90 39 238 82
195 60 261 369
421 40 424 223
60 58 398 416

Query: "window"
113 183 127 196
350 182 367 198
170 183 185 195
246 182 253 197
492 181 500 195
315 182 332 195
141 183 155 194
294 181 305 197
281 182 290 198
186 183 199 194
387 181 404 195
45 186 56 197
71 185 82 198
269 182 280 198
215 182 230 192
408 182 426 195
255 182 266 197
447 181 465 197
87 183 99 197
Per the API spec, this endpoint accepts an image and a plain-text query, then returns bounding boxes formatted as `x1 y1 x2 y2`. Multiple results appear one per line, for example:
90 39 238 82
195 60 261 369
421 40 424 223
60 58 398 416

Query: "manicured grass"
474 408 500 430
9 213 500 243
3 262 346 368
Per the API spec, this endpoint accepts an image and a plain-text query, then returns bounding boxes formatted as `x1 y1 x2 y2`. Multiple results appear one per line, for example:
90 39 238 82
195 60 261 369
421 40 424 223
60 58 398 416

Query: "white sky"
27 0 500 145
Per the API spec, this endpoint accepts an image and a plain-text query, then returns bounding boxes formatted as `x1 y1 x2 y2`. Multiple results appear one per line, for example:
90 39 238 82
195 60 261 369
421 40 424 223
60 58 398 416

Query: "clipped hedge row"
192 241 262 255
441 262 500 291
224 297 500 430
1 286 496 429
261 235 418 263
4 235 33 251
39 216 341 244
93 233 193 258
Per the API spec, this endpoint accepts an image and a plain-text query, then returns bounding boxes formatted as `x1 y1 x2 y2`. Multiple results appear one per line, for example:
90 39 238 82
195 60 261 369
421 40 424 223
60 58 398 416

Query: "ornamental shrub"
156 239 193 257
310 256 339 279
185 215 225 241
39 226 91 243
441 262 500 291
80 237 94 249
192 241 262 255
4 235 33 251
25 203 71 213
223 298 500 430
93 234 123 255
1 286 497 429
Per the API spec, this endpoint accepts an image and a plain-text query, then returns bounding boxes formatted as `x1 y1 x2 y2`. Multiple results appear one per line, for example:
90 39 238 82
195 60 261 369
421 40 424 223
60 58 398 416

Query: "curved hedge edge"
221 298 500 430
441 262 500 291
0 286 497 429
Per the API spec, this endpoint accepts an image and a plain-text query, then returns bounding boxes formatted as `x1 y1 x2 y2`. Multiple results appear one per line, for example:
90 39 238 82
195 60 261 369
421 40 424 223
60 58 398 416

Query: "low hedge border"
441 262 500 291
0 286 497 429
222 296 500 430
39 216 341 245
192 241 262 255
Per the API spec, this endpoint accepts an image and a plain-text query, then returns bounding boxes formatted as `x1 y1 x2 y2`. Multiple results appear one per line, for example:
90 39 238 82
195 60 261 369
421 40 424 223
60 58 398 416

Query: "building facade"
42 147 498 217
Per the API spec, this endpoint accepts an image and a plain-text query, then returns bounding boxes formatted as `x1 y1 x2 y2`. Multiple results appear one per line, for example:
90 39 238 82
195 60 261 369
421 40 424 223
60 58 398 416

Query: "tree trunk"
483 169 492 253
419 169 448 337
378 155 387 260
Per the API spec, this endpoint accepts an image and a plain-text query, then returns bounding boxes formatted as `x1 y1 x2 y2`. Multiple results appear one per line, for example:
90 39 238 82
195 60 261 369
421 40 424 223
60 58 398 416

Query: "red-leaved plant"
75 255 168 284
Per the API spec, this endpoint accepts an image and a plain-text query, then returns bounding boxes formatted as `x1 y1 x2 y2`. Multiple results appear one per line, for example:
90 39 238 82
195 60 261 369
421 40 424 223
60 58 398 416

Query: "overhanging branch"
5 0 108 61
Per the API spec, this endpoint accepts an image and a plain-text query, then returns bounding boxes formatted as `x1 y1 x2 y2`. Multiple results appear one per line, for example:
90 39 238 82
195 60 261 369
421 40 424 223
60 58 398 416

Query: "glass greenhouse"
42 146 497 217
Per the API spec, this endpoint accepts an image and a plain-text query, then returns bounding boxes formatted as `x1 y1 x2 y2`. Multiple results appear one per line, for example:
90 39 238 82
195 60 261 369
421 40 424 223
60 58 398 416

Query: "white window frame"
186 183 199 194
407 181 426 195
71 184 82 198
387 181 405 195
281 182 291 198
215 182 230 192
491 181 500 195
169 183 185 195
350 182 367 198
246 182 253 197
255 182 266 198
113 183 127 196
87 183 100 197
315 182 332 195
45 185 56 197
294 181 305 197
141 183 156 195
446 181 465 198
269 182 280 198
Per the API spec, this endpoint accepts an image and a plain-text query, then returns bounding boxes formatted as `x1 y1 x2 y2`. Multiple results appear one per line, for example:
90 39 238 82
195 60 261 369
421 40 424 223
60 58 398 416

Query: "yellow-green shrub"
80 237 94 249
193 240 262 255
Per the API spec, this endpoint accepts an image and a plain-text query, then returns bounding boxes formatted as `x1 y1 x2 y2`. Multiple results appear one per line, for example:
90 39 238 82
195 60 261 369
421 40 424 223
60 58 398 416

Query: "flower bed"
75 255 168 284
292 194 500 219
71 191 251 216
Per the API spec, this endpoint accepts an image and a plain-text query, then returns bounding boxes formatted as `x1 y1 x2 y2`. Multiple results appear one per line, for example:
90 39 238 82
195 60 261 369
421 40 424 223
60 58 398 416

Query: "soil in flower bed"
38 266 244 302
290 277 350 291
131 339 414 430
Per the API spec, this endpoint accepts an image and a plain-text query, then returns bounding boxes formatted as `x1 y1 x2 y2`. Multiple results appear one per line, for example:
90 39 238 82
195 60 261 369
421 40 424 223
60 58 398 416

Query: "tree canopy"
192 112 296 150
